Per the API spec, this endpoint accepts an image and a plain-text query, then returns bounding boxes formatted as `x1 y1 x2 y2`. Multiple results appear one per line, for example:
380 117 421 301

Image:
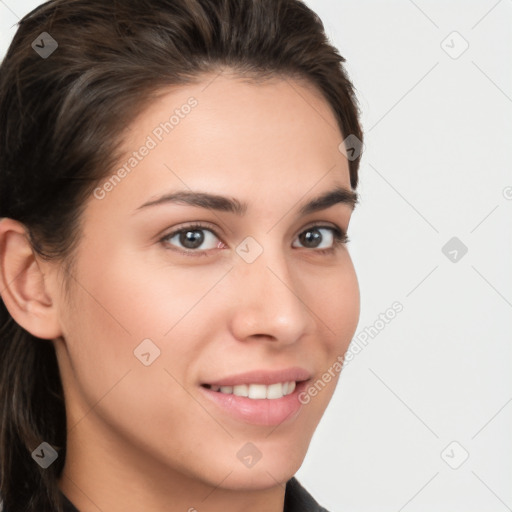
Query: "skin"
0 72 359 512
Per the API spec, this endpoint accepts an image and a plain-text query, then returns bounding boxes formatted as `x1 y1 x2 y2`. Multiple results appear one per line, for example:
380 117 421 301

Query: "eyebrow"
136 185 358 216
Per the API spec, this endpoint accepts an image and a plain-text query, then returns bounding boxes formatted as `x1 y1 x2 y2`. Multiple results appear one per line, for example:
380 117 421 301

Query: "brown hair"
0 0 363 510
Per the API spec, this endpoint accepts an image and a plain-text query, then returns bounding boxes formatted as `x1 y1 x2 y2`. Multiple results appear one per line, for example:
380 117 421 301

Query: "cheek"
303 255 359 406
58 258 222 467
307 253 360 353
58 250 228 405
68 248 225 340
331 262 360 350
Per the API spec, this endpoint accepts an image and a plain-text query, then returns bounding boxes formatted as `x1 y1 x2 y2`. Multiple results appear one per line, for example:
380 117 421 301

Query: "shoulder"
284 477 331 512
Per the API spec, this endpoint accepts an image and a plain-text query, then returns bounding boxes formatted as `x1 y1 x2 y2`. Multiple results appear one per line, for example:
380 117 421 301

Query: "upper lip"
202 367 312 387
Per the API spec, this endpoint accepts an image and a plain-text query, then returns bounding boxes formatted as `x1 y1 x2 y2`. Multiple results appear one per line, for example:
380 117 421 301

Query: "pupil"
181 230 204 249
301 229 321 248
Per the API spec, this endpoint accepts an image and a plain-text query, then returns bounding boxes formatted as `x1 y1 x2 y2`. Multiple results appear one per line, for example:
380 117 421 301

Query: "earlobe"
0 218 62 340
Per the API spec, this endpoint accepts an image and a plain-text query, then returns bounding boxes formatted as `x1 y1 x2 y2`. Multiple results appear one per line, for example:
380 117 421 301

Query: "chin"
211 450 306 491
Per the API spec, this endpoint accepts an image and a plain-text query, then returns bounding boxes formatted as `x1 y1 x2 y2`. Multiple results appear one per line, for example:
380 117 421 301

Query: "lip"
199 378 310 426
201 367 311 387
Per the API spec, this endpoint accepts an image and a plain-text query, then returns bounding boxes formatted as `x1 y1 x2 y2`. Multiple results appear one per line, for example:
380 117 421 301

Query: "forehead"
90 72 351 215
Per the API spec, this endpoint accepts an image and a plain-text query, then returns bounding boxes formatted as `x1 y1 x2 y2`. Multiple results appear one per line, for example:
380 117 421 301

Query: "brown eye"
161 223 222 253
160 222 348 257
293 225 348 251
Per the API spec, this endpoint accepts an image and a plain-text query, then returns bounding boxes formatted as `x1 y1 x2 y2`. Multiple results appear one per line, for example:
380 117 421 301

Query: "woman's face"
52 73 360 492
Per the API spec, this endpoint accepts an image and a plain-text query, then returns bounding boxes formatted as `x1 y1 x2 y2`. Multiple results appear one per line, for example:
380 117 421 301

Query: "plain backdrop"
1 1 511 511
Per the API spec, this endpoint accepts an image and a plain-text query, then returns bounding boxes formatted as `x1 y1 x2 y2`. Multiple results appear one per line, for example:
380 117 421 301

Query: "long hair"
0 1 363 510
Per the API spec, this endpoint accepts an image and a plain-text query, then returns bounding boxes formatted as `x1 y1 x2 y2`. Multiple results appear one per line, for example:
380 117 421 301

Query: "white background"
1 1 511 511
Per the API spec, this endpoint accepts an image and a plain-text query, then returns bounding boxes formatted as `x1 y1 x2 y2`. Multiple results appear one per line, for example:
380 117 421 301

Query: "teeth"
208 381 297 399
233 384 249 396
248 384 267 399
266 382 283 399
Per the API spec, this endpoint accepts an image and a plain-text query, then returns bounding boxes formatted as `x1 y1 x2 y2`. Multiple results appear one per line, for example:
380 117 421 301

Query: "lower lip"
199 381 309 427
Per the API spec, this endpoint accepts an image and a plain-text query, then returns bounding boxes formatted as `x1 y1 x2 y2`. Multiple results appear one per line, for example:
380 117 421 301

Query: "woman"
0 0 363 510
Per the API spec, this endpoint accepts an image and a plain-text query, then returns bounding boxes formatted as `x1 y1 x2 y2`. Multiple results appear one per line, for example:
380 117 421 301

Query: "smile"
202 381 297 400
199 367 311 425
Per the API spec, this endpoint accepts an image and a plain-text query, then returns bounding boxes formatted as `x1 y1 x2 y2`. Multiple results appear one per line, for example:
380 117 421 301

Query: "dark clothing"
284 477 330 512
56 477 329 511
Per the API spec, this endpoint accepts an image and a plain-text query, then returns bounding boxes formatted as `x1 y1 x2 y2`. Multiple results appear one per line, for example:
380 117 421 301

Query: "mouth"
201 381 298 400
198 368 311 426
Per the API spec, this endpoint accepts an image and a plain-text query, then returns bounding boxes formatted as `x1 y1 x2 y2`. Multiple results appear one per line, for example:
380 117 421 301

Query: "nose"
227 241 314 346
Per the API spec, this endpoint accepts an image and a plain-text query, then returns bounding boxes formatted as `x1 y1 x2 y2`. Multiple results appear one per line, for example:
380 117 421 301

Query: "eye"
160 222 349 256
292 225 349 254
160 223 223 255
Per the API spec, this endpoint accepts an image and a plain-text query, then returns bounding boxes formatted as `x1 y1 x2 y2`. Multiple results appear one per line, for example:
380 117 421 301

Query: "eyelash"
159 222 350 257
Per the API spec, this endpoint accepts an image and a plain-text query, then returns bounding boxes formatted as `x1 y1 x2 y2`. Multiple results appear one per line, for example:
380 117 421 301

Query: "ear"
0 218 62 339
